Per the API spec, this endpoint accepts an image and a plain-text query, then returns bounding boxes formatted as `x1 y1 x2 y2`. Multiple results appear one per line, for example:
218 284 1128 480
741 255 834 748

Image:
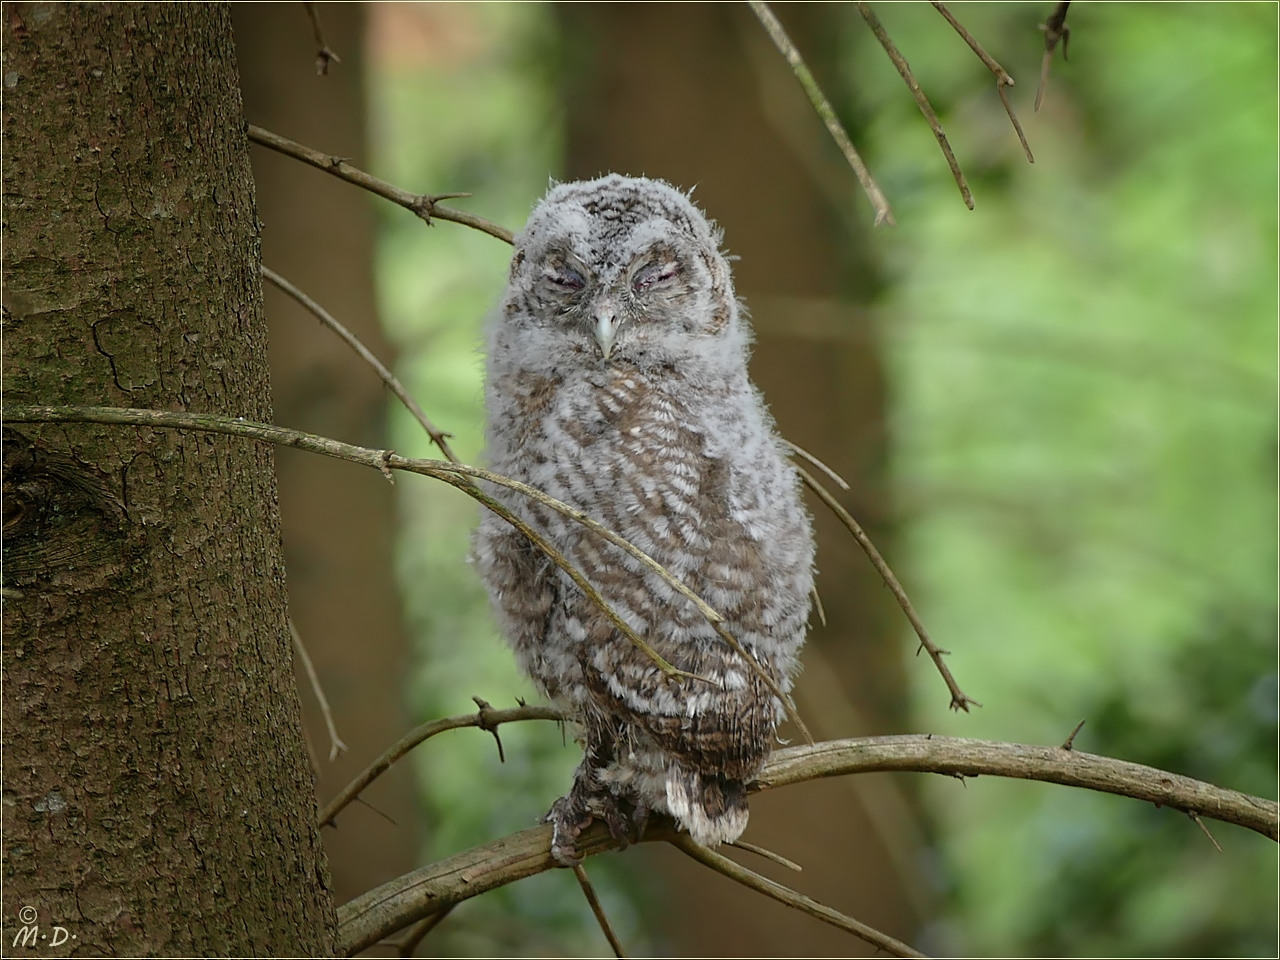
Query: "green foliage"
370 3 1275 955
851 4 1277 955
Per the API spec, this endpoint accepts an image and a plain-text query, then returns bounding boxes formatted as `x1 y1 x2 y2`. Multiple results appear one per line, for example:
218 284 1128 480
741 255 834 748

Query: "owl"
473 174 815 864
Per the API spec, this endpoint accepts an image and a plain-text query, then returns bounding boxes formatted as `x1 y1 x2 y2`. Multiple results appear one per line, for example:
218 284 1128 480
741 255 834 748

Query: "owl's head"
499 174 746 373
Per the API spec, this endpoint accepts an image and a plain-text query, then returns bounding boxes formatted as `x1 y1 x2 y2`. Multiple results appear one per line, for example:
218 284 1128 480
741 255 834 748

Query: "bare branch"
929 1 1035 163
4 404 809 737
302 1 341 75
290 617 348 762
334 733 1277 954
246 124 514 243
855 1 973 210
572 864 628 958
669 833 926 958
1036 1 1072 112
793 462 979 712
261 265 463 464
747 1 896 226
391 904 455 957
319 702 562 828
757 736 1279 841
3 405 731 683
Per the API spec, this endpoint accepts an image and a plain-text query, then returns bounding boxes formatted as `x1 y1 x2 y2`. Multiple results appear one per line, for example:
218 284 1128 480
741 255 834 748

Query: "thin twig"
290 617 348 762
784 438 850 491
929 1 1034 163
320 703 563 827
1036 1 1072 112
727 838 804 873
4 405 726 684
1061 718 1086 750
246 124 514 243
302 1 341 75
748 1 895 226
334 734 1278 954
572 864 628 958
393 904 455 957
669 834 927 958
261 264 463 464
1189 812 1223 853
856 1 973 210
712 620 811 744
792 462 979 712
7 404 812 737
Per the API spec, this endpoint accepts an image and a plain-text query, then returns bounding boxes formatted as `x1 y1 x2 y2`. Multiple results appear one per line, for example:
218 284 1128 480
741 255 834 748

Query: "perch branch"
246 124 514 243
855 1 973 210
793 462 979 712
748 1 896 226
261 264 462 464
334 733 1276 955
929 1 1034 162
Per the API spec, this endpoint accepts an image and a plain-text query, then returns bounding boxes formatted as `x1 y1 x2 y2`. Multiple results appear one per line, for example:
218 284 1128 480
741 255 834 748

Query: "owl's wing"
473 511 562 698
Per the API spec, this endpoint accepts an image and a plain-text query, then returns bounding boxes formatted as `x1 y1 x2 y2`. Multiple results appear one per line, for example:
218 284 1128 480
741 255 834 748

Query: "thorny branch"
246 124 514 243
334 732 1277 956
748 1 896 226
793 462 979 712
319 702 561 828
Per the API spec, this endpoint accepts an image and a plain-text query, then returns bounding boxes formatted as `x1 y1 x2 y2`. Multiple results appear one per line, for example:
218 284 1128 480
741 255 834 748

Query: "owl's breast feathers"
530 362 812 770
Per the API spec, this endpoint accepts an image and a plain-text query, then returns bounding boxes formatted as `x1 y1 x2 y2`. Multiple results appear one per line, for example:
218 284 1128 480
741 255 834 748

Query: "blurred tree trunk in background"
233 2 418 911
2 4 334 953
561 4 924 954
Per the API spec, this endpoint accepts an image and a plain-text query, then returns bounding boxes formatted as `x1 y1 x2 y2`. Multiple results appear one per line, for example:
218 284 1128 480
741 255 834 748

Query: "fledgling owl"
473 174 815 864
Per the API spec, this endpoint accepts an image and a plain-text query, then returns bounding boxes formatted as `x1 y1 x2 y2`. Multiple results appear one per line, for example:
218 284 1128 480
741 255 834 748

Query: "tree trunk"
560 4 923 954
2 4 335 954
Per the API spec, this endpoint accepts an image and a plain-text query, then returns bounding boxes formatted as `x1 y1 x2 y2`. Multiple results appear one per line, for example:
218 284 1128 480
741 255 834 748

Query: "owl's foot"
546 782 642 866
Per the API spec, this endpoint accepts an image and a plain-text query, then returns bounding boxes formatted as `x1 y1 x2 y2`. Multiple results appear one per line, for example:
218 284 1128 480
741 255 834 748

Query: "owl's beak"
594 310 621 360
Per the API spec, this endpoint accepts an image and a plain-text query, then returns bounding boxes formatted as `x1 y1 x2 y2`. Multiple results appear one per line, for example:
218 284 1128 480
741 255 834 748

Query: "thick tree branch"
334 733 1277 955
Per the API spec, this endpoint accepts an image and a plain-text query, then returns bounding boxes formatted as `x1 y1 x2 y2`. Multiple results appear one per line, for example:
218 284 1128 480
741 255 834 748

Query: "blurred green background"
356 3 1275 956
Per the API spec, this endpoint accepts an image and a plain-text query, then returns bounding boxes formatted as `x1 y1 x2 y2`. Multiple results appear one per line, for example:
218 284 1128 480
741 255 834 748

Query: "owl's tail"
665 768 750 847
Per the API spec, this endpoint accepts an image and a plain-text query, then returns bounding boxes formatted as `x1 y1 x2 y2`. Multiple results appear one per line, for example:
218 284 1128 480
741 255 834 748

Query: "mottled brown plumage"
474 175 815 863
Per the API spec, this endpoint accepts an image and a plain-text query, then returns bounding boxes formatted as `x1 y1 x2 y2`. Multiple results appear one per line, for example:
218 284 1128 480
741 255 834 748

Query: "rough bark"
2 4 335 954
561 3 921 954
